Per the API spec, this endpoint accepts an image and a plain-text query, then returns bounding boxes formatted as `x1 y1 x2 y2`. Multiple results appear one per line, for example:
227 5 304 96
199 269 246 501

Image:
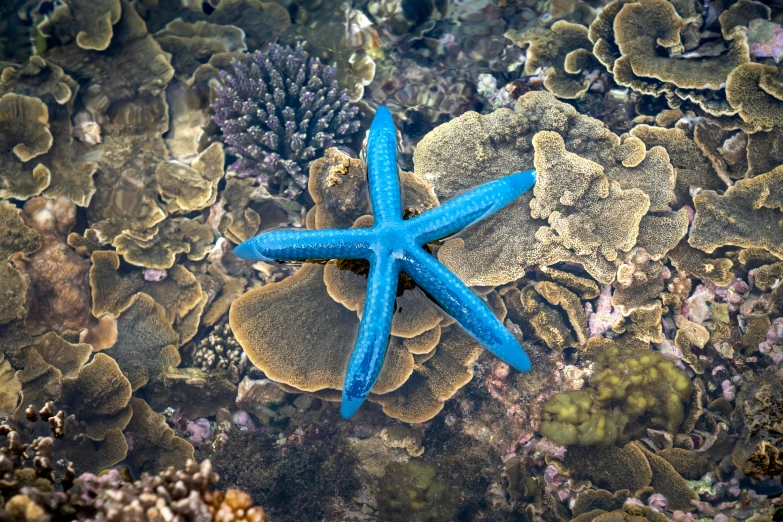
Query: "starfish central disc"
233 106 537 418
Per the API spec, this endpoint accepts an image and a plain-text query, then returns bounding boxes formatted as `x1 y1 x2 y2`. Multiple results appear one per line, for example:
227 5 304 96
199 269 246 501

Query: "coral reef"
2 0 783 519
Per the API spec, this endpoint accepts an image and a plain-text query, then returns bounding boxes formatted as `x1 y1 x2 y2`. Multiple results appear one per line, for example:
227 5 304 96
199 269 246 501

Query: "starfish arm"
401 248 531 372
341 253 400 418
233 228 374 262
408 170 537 244
366 107 403 224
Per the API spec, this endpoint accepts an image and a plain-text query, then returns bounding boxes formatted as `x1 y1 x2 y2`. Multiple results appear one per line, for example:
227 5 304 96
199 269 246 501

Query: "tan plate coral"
414 90 682 286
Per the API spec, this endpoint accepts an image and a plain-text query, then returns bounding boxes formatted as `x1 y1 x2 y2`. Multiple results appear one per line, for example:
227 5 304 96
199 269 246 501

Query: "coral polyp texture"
212 43 362 200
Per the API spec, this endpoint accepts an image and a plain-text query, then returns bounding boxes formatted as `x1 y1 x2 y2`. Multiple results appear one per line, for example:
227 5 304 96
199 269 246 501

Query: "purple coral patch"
212 44 362 199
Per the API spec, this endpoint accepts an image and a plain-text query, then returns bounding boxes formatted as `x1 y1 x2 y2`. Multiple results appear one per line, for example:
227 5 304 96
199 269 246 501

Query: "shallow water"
1 0 782 521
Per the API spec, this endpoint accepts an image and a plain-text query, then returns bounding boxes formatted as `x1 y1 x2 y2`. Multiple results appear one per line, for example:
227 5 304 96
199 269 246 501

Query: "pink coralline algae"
747 19 783 63
647 493 667 512
586 285 622 337
710 278 749 310
759 317 783 361
684 284 715 324
187 418 213 444
144 268 167 282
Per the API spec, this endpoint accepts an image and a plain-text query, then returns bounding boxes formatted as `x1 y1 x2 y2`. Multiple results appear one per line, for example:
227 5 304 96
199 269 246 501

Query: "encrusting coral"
212 43 362 200
377 461 458 521
540 341 692 446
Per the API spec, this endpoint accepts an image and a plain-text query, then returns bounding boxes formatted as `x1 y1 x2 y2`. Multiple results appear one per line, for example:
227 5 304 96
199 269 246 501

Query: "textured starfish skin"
234 106 537 418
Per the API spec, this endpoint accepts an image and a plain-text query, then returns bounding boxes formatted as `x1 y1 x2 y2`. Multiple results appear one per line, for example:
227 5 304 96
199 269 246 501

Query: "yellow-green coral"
540 344 692 445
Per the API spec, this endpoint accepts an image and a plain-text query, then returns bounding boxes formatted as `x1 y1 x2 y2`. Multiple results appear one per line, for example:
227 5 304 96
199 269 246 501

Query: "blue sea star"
234 106 537 418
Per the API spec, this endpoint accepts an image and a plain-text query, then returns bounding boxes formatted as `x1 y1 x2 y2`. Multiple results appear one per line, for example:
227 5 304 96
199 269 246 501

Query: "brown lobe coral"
104 292 181 391
0 260 31 369
229 263 357 392
123 397 194 474
743 126 783 179
667 242 734 286
309 147 438 231
504 284 577 350
41 0 122 51
505 21 599 99
0 354 22 415
13 347 63 422
369 325 484 422
230 263 486 422
0 261 28 327
90 250 203 323
155 142 225 214
200 276 245 328
571 489 629 517
216 178 297 244
61 427 129 472
415 91 676 286
726 64 783 131
612 303 664 343
11 331 93 422
0 56 75 109
154 20 246 80
558 443 653 492
572 502 668 522
402 325 441 355
612 249 665 315
60 353 133 441
612 0 748 90
1 57 98 207
0 201 41 261
656 448 709 480
635 209 689 261
532 131 650 263
690 165 783 259
533 281 588 346
324 259 443 338
629 125 724 206
692 119 747 185
30 331 92 379
717 0 771 38
536 265 600 299
113 217 214 269
44 0 173 137
0 93 52 201
635 443 698 511
87 133 169 244
0 92 52 163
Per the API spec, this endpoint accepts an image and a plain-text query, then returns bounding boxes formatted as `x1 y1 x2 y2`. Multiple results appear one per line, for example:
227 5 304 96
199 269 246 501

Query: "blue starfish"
234 106 537 418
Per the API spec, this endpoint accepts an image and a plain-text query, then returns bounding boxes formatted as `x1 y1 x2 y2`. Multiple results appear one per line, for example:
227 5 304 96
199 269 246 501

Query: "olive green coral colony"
1 0 783 520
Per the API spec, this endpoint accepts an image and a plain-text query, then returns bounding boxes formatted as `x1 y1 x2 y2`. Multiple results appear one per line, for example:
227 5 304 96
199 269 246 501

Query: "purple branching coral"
212 44 362 199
